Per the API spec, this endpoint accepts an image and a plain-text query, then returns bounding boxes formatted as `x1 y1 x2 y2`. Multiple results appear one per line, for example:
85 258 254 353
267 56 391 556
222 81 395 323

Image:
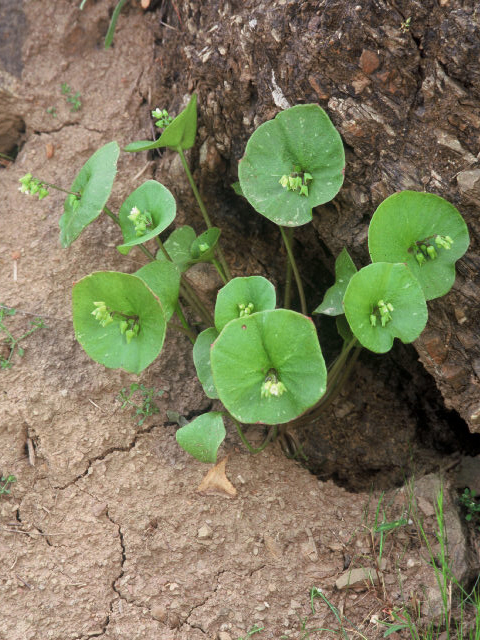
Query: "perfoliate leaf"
157 226 197 272
368 191 469 300
60 142 120 247
135 261 180 321
124 94 197 152
238 104 345 226
214 276 277 333
211 309 327 425
72 271 166 374
117 180 176 254
193 327 219 399
314 248 357 316
175 412 226 463
343 262 428 354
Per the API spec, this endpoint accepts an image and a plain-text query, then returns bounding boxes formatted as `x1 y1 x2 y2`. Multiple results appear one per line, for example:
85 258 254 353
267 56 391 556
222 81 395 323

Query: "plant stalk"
279 226 307 315
176 146 232 282
230 415 278 454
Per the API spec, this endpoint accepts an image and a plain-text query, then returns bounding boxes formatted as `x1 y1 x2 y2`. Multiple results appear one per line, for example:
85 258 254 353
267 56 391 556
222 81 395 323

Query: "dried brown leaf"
196 456 237 497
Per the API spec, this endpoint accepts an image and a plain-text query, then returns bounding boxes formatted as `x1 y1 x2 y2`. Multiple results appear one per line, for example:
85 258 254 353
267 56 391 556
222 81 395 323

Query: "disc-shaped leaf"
72 271 166 374
175 411 226 463
211 309 327 425
117 180 176 254
314 248 357 316
214 276 277 333
193 328 219 399
343 262 428 354
135 261 180 321
60 142 120 247
124 94 197 152
368 191 470 300
238 104 345 226
157 226 197 272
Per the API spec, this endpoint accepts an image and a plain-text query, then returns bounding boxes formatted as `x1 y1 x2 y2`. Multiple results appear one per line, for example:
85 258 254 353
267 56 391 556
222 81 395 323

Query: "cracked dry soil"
0 2 478 639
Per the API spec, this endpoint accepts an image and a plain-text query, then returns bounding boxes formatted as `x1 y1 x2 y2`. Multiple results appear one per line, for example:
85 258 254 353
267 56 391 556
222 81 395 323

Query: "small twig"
132 161 153 182
159 20 180 31
88 398 106 412
16 574 33 589
26 438 35 467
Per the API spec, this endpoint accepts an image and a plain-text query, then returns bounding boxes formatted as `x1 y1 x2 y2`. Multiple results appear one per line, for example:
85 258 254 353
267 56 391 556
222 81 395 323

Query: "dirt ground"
0 2 479 639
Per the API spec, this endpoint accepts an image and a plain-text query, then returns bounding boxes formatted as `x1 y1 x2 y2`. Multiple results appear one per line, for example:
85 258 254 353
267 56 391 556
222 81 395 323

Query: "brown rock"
359 49 380 74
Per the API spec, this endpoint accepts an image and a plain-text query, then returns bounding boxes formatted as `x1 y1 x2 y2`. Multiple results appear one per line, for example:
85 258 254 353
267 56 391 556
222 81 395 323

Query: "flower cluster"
128 206 153 237
261 370 287 399
279 168 313 197
412 234 453 266
152 108 174 129
370 300 394 328
92 302 140 343
238 302 254 317
18 174 49 200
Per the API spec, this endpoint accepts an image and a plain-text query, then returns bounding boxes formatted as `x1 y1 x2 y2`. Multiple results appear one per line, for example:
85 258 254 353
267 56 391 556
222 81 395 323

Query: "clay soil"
0 2 478 639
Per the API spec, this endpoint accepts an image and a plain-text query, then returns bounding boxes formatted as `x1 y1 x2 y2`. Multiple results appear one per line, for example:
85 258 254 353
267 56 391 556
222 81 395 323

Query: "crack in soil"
55 420 165 491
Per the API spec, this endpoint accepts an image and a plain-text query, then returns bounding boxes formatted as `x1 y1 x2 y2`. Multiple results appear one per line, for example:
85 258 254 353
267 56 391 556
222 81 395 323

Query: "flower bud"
426 245 437 260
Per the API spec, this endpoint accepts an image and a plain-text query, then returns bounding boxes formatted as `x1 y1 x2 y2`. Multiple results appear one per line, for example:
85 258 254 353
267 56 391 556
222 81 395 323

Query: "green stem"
279 226 307 315
284 255 293 309
155 237 214 326
173 303 196 343
230 415 278 454
42 182 81 197
169 319 196 343
176 146 232 281
103 205 120 225
212 259 228 285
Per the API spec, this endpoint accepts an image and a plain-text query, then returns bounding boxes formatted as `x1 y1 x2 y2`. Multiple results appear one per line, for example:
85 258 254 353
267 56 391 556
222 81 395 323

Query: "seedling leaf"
117 180 176 254
343 262 428 353
190 227 221 262
157 225 197 272
211 309 327 424
59 142 120 247
314 248 357 316
368 191 469 300
72 271 166 374
238 104 345 226
193 327 219 399
135 261 180 321
175 411 226 463
214 276 277 333
124 94 197 152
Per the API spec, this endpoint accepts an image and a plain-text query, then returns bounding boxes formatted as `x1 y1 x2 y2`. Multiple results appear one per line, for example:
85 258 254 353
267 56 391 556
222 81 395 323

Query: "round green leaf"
72 271 166 374
157 226 197 272
368 191 470 300
343 262 428 354
211 309 327 425
175 411 225 463
314 248 357 316
238 104 345 226
117 180 176 254
214 276 277 333
60 142 120 247
193 327 219 399
135 261 180 322
124 94 197 152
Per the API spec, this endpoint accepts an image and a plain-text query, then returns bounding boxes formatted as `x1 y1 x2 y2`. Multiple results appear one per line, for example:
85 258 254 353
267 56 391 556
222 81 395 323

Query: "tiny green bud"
279 175 289 188
445 235 453 244
415 252 426 266
426 245 437 260
198 243 209 253
119 321 128 334
303 172 313 183
387 303 394 312
125 329 135 344
299 184 309 197
370 314 377 327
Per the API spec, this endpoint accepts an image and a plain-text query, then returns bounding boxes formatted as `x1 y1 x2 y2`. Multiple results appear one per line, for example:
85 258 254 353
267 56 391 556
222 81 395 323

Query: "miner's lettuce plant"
22 99 470 464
